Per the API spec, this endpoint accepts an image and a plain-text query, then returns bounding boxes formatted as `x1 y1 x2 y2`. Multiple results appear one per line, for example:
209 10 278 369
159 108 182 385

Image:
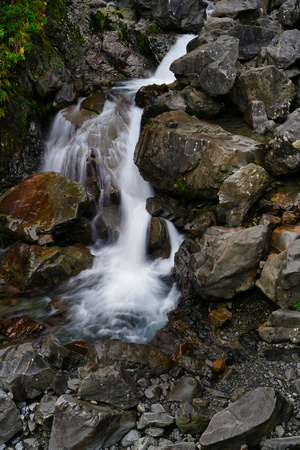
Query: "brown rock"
212 356 233 374
208 308 232 328
270 225 300 252
282 211 297 225
5 317 44 341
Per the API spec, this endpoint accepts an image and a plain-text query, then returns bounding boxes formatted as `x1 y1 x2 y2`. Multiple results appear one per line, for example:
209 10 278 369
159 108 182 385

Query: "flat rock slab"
88 339 171 377
199 387 293 449
49 394 136 450
0 389 22 445
0 172 89 244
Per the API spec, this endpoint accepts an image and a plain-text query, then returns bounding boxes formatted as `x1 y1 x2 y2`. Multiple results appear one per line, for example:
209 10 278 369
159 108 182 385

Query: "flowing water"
40 34 195 344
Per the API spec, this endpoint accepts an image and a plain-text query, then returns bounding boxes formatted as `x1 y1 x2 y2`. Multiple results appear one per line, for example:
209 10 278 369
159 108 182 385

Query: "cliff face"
0 0 177 194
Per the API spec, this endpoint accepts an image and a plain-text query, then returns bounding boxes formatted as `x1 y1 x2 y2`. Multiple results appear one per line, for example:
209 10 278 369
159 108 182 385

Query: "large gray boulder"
278 0 300 27
0 389 22 445
264 30 300 69
211 0 266 22
175 225 270 301
0 172 89 245
49 394 136 450
218 163 269 227
133 0 206 33
228 25 276 60
256 239 300 308
230 66 295 122
199 388 293 449
170 35 239 96
0 342 66 401
266 108 300 176
134 111 263 199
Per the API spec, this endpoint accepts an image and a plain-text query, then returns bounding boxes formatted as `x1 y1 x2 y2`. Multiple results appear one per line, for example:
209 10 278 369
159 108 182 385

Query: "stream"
39 34 195 344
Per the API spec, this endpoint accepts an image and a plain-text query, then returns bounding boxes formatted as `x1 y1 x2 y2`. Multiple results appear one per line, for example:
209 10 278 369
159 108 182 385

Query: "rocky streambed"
1 0 300 448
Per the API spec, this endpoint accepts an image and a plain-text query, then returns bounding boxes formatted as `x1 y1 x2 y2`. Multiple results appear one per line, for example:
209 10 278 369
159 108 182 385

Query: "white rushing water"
41 34 195 343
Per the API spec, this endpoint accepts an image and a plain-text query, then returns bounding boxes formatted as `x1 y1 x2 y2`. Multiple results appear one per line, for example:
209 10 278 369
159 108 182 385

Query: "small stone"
122 429 141 447
212 356 233 374
275 424 285 438
208 308 232 327
144 427 164 437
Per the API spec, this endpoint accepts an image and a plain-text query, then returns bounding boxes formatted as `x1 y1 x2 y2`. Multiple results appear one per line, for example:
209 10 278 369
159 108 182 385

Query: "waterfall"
41 34 195 343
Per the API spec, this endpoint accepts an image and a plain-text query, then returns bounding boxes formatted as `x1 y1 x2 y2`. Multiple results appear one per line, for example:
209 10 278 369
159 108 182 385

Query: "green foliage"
0 0 47 117
295 301 300 311
174 175 187 192
93 11 115 31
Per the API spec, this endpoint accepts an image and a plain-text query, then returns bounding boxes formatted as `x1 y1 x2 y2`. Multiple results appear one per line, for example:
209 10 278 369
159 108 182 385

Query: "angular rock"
183 211 216 238
146 196 187 228
211 0 265 22
278 0 300 27
40 335 70 370
61 104 96 128
52 83 78 109
258 309 300 344
0 389 22 445
142 91 187 122
218 163 269 227
135 84 169 109
265 30 300 69
5 317 44 341
208 308 232 328
230 66 295 121
228 25 276 61
80 89 108 114
267 108 300 176
256 240 300 308
0 172 89 244
78 366 139 409
260 436 300 450
35 69 63 99
243 101 268 132
35 394 58 430
137 404 174 430
88 339 172 377
49 394 136 450
134 111 263 199
0 242 93 290
0 342 66 401
148 217 171 259
176 402 214 434
270 225 300 253
181 86 224 119
133 0 206 33
167 377 203 403
199 388 293 449
175 225 269 301
170 35 239 96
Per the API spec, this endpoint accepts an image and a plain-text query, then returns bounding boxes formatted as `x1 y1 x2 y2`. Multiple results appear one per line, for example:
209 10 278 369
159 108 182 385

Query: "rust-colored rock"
0 242 94 291
64 340 89 356
270 225 300 252
208 308 232 328
212 356 233 374
0 172 89 244
5 317 44 341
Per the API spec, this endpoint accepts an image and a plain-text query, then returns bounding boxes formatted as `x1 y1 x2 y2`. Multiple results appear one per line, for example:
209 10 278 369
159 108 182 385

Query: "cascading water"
41 34 195 343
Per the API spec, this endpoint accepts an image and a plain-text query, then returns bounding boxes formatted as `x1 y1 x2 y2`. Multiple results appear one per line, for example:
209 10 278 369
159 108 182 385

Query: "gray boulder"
35 68 63 99
78 366 139 409
267 108 300 175
35 394 58 430
278 0 300 27
133 0 206 33
0 342 66 401
258 309 300 344
211 0 266 22
199 388 293 449
170 35 239 96
257 240 300 308
181 86 224 118
52 83 78 110
167 377 203 403
230 66 295 122
218 163 269 227
134 111 263 199
49 394 136 450
175 225 270 301
228 25 276 60
0 389 22 445
265 29 300 69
